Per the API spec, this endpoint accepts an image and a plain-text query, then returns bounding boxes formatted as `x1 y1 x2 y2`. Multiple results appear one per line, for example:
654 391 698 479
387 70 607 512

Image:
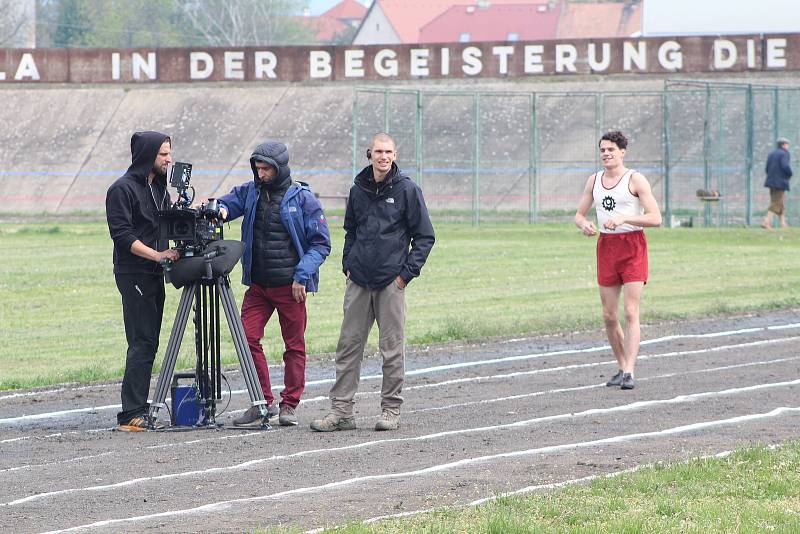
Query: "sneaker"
233 404 278 426
374 411 400 431
621 373 635 390
118 415 161 432
309 413 356 432
279 405 298 426
606 370 624 387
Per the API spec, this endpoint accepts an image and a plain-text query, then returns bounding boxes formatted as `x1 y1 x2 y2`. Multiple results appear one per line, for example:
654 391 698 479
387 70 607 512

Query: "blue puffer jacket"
764 147 793 191
217 141 331 290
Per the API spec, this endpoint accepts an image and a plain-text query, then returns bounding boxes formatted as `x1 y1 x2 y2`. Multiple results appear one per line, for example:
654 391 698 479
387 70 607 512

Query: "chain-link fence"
353 82 800 226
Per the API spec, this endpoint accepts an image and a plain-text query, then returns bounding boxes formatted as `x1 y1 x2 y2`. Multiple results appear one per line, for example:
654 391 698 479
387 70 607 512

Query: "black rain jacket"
105 131 171 274
343 162 435 289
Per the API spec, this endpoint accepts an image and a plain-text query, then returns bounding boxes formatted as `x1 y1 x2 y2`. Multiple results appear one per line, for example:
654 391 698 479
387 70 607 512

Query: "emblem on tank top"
602 196 616 211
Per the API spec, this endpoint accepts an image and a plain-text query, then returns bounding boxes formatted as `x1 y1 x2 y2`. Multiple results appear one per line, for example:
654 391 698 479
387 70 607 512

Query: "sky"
308 0 371 16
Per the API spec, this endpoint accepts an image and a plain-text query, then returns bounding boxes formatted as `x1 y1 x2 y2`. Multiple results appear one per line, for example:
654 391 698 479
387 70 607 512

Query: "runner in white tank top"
574 131 662 391
592 169 643 234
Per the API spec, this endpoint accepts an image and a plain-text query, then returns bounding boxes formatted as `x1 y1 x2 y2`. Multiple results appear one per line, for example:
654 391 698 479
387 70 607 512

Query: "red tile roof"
557 2 642 39
419 3 560 44
302 15 350 42
376 0 525 44
322 0 368 21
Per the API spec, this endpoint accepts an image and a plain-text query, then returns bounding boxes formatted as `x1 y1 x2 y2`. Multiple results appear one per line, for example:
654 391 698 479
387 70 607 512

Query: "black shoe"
606 370 624 387
621 373 635 390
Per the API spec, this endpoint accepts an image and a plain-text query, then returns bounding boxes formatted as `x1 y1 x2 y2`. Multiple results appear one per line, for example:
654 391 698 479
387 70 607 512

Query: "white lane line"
4 331 798 426
0 452 116 474
360 356 800 420
8 378 800 507
401 336 800 392
37 406 800 534
2 333 798 443
5 321 799 405
9 355 796 473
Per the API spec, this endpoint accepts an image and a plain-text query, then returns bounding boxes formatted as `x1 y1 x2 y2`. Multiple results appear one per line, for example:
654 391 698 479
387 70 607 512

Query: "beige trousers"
330 278 406 417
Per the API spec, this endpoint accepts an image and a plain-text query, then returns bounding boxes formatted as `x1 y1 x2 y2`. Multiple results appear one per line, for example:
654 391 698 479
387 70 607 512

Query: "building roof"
322 0 368 21
557 2 642 39
303 15 350 42
363 0 524 44
419 3 560 43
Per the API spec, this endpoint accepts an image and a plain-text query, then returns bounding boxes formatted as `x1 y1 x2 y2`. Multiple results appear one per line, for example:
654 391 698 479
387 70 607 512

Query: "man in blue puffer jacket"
218 140 331 427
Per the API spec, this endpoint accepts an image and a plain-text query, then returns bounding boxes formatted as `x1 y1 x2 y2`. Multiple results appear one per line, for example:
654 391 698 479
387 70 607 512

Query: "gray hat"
777 137 790 145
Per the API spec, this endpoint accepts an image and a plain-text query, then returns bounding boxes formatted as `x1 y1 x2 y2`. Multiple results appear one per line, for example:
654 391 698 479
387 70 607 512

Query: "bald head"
370 132 396 151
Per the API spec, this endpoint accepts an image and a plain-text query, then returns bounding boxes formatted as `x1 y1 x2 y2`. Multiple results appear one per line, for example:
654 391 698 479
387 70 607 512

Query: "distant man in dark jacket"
310 132 435 433
218 140 331 427
762 137 793 228
106 131 180 432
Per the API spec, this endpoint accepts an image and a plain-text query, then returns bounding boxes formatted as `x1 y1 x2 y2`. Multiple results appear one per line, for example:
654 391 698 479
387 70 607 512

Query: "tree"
172 0 314 46
0 0 35 47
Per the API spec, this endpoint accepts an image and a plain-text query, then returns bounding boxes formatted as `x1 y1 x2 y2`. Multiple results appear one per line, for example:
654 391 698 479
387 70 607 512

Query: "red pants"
241 283 307 408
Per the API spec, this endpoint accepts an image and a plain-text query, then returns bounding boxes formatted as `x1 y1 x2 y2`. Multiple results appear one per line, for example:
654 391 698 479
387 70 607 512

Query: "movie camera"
157 161 222 256
149 161 271 431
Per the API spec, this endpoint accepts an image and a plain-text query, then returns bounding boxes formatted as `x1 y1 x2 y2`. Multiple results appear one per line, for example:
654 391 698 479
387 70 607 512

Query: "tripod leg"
216 277 271 428
148 283 195 424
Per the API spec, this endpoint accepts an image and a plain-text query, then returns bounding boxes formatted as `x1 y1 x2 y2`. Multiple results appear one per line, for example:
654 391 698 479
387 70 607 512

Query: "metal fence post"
662 91 672 225
416 90 423 188
473 93 481 227
745 85 754 225
703 84 712 227
529 92 538 224
352 89 359 180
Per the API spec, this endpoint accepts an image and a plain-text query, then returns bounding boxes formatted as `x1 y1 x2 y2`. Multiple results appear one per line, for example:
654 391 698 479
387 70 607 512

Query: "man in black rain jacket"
311 132 434 433
106 131 179 431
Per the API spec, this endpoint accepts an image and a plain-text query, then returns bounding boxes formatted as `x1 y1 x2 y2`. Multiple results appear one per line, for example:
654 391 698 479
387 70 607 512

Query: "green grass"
1 220 799 389
287 441 800 534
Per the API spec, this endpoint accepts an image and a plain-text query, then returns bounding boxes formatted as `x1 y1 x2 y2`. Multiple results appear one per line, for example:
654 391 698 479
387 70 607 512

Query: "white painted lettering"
0 72 5 81
746 39 756 69
111 52 121 80
555 44 577 73
658 41 682 70
623 41 647 71
309 50 332 78
14 53 41 81
462 46 483 76
132 52 156 80
224 51 244 79
374 49 397 77
523 45 544 74
254 51 277 79
190 52 214 79
713 39 737 69
766 38 787 68
410 48 430 76
345 49 365 77
492 45 514 75
587 43 610 72
440 47 450 76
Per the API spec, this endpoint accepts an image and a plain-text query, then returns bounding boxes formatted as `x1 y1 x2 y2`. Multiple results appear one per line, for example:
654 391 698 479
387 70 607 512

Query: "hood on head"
127 131 170 184
250 140 291 188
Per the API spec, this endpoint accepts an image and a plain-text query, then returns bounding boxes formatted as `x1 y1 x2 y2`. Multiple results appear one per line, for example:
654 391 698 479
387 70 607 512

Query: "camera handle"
159 258 174 284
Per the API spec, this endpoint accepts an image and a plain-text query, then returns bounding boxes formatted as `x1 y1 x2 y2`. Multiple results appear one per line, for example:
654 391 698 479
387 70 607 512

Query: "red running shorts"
596 230 648 287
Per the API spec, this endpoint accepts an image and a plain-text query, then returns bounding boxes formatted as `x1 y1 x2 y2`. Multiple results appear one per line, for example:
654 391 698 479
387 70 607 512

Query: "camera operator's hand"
156 249 180 262
218 207 228 221
291 281 307 303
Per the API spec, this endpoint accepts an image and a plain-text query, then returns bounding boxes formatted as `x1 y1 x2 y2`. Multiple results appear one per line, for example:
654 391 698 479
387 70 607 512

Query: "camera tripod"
147 248 271 430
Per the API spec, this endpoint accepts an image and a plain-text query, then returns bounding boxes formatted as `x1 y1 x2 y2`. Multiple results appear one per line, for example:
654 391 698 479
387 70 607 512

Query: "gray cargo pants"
330 278 406 417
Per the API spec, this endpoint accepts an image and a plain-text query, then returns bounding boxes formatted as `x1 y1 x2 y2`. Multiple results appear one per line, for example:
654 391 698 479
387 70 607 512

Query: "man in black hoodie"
106 131 180 431
310 132 435 433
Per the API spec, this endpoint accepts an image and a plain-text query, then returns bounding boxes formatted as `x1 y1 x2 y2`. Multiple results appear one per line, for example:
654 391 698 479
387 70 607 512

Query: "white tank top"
593 169 643 234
